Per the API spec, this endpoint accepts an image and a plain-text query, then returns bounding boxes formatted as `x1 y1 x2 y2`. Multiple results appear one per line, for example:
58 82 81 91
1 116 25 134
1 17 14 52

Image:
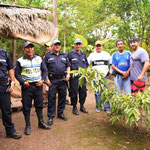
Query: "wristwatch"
11 81 16 85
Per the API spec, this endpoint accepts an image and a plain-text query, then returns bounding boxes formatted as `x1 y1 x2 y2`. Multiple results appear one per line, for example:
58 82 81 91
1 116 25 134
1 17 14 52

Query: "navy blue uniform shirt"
67 49 89 70
0 49 14 81
44 50 70 76
15 55 47 85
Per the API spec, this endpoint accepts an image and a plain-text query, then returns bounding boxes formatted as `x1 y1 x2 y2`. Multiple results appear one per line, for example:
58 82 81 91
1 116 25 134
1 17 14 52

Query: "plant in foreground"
71 66 150 130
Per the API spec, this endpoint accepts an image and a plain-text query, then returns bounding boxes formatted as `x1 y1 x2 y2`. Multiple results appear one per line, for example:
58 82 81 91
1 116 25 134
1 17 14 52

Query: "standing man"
44 40 70 126
15 41 50 135
130 37 149 118
0 48 22 139
112 39 131 94
88 40 111 113
130 37 149 93
67 38 89 115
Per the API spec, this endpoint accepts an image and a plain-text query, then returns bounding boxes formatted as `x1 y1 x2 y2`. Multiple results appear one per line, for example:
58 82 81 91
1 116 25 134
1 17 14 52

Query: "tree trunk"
140 23 146 47
64 31 66 53
53 0 57 26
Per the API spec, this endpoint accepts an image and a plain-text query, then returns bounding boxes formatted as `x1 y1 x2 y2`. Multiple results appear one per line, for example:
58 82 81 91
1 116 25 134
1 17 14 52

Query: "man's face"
24 45 34 58
130 41 139 51
52 43 61 52
46 46 52 51
95 44 102 53
74 43 82 51
116 41 125 51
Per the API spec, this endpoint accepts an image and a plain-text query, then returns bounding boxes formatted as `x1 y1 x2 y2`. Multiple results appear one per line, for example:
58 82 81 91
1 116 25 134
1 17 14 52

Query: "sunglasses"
54 43 61 46
96 44 102 47
75 43 82 45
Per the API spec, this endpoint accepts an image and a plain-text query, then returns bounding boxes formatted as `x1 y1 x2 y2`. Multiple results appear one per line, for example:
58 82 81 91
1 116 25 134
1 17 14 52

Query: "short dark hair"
116 39 125 46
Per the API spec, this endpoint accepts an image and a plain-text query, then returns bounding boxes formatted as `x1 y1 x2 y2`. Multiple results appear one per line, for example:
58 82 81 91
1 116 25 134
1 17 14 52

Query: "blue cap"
74 38 82 44
52 40 61 45
24 41 34 48
130 37 139 43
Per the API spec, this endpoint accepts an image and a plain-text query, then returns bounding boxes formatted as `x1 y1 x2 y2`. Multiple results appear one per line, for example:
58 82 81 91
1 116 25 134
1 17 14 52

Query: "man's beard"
131 45 137 50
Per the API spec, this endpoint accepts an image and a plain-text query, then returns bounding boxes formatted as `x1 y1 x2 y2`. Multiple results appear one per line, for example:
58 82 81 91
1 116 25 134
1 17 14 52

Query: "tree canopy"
0 0 150 58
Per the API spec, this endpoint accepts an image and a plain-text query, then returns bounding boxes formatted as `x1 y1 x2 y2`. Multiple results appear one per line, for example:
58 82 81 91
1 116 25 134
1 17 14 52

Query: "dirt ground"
0 87 150 150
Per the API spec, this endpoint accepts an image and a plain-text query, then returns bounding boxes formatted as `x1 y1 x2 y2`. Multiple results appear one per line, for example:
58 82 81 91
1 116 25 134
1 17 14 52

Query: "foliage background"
0 0 150 60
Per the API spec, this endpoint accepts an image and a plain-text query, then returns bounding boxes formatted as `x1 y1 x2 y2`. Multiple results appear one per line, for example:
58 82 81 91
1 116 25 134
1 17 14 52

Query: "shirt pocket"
71 58 78 64
47 59 55 68
0 61 7 70
61 58 67 64
47 59 55 64
82 58 86 63
0 61 8 78
82 58 87 64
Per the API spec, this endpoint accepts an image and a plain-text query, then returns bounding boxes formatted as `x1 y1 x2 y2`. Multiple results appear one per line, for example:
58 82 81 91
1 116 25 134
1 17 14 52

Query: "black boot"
48 118 53 126
72 106 79 115
7 131 22 139
38 119 51 130
80 105 88 113
24 116 31 135
57 113 67 121
24 126 31 135
37 114 51 129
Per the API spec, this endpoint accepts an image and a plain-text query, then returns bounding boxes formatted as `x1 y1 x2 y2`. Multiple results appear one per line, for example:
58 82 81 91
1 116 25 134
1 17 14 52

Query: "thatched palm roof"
0 4 58 44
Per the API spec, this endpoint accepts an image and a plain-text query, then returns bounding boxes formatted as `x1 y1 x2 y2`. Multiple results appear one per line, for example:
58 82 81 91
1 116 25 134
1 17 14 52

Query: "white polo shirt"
88 51 111 77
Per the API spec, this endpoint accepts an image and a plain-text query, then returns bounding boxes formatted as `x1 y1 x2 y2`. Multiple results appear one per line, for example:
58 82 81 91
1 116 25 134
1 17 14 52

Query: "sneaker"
106 110 111 114
96 108 101 112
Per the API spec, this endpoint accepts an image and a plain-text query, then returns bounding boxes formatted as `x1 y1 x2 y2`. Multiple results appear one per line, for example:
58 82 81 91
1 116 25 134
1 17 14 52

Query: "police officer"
15 41 50 135
44 40 70 126
67 38 89 115
0 48 22 139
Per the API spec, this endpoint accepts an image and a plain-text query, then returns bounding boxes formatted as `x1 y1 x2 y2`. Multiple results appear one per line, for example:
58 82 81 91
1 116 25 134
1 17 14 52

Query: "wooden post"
12 40 16 65
53 0 57 26
12 0 18 65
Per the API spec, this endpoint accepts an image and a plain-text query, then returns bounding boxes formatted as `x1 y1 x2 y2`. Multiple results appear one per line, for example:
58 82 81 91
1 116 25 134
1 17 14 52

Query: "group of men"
0 37 149 139
112 38 149 95
88 37 149 114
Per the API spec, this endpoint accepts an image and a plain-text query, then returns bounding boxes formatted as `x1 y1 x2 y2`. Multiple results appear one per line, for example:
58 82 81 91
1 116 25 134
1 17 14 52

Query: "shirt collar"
51 50 63 55
23 54 36 60
73 49 83 55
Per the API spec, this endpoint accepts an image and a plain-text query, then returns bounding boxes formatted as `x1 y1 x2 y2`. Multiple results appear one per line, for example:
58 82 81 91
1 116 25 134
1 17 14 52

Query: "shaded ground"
0 88 150 150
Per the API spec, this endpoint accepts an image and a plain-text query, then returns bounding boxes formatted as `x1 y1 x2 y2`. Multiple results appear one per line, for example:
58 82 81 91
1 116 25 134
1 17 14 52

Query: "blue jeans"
94 79 110 111
114 74 131 94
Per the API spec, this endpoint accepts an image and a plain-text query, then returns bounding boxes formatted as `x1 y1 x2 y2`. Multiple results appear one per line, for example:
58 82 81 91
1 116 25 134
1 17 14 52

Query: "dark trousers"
48 79 67 118
69 76 87 107
0 90 15 135
21 85 44 125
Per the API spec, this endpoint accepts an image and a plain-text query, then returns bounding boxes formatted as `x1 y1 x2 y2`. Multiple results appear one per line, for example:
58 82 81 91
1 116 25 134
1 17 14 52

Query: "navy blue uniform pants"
48 79 67 118
0 89 15 135
69 76 87 107
21 85 44 121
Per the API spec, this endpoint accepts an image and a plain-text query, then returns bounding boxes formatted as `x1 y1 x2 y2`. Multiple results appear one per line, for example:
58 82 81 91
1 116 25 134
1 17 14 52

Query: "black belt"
48 74 65 80
0 79 8 85
29 82 38 86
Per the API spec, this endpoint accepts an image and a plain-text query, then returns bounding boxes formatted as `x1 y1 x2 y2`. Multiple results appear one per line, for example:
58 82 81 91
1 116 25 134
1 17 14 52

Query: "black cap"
24 41 34 48
130 37 139 43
